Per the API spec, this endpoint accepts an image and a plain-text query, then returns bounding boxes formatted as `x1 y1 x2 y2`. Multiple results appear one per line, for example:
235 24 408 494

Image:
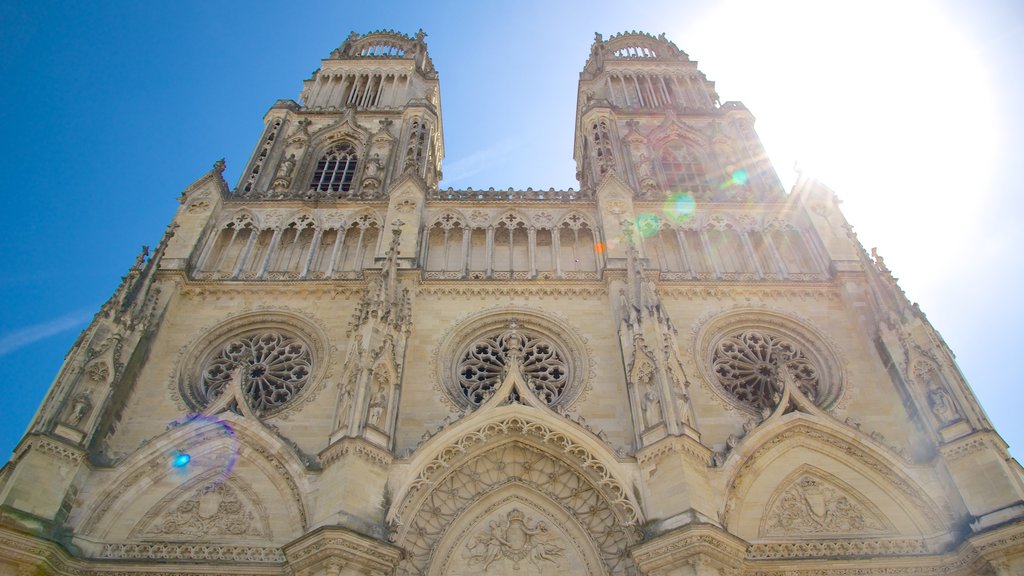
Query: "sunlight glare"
679 0 997 291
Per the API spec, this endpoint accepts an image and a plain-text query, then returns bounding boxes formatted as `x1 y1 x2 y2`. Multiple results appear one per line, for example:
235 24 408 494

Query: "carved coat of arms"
465 508 565 571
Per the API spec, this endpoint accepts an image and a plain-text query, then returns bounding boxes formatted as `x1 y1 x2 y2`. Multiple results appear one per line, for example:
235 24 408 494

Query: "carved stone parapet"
630 523 747 575
320 436 394 469
283 526 403 576
16 434 85 465
939 430 997 463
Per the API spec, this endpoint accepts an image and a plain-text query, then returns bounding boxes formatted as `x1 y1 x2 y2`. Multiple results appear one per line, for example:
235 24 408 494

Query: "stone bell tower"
234 28 443 262
576 31 783 260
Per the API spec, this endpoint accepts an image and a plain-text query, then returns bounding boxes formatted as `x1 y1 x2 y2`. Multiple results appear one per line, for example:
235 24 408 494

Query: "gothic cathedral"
1 30 1022 576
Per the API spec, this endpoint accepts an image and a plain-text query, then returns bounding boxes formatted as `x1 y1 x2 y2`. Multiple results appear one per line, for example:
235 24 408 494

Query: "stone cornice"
320 436 394 468
283 525 403 574
635 434 713 467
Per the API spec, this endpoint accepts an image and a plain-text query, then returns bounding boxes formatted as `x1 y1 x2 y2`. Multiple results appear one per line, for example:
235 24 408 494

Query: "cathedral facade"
1 30 1022 576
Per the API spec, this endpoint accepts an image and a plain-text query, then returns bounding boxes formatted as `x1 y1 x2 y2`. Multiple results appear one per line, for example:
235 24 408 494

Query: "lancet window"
659 141 705 192
404 119 430 172
592 120 615 176
310 143 359 194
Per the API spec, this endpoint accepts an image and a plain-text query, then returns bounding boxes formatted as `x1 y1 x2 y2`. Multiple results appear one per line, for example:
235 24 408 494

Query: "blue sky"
1 0 1023 461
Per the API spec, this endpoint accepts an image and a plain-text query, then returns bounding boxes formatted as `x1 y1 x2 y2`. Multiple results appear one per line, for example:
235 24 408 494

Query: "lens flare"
166 414 240 483
594 242 606 254
634 213 660 238
663 192 696 224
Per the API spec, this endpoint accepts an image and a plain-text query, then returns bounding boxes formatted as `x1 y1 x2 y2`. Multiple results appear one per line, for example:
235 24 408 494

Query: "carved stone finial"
213 158 226 174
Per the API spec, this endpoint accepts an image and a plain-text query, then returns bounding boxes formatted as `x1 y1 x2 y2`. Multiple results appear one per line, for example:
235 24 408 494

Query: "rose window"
457 330 568 406
711 330 821 412
198 331 313 415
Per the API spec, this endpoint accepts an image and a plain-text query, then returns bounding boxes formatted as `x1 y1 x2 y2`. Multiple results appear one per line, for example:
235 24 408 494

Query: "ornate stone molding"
320 437 394 468
630 524 748 574
415 283 607 299
660 285 839 301
179 282 365 300
283 526 403 576
635 434 713 467
395 415 640 529
746 538 931 559
19 434 85 464
939 431 994 462
99 542 286 562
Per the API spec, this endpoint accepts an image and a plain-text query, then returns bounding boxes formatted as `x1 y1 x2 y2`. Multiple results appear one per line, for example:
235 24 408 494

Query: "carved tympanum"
464 508 565 571
143 481 266 539
765 475 887 537
457 329 568 406
712 330 820 412
197 331 312 416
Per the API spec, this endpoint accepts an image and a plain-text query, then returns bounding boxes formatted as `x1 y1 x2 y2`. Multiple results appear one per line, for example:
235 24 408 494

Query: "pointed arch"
389 405 642 576
77 413 310 544
720 415 946 539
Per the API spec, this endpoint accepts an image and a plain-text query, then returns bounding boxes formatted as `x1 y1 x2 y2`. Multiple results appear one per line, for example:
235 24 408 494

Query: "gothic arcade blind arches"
423 213 599 280
194 213 381 280
310 143 358 194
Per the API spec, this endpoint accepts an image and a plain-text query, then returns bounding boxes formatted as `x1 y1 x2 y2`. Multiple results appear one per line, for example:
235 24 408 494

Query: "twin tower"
1 30 1022 576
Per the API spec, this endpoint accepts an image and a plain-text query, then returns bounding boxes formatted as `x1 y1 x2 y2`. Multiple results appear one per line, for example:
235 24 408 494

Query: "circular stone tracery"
711 330 821 413
457 328 569 406
198 331 313 415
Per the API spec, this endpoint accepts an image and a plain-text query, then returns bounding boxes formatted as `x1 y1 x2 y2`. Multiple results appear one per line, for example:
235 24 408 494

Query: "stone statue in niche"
276 153 296 179
365 153 383 178
928 385 960 425
369 384 388 428
642 382 662 428
336 380 354 429
66 392 92 427
671 380 692 427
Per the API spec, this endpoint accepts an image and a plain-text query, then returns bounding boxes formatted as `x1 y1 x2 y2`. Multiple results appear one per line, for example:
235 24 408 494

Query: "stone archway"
392 434 638 576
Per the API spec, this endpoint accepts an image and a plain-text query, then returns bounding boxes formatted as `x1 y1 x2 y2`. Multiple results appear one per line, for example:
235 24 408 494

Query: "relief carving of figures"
765 476 887 536
144 481 266 539
65 392 92 427
928 385 960 425
464 508 564 572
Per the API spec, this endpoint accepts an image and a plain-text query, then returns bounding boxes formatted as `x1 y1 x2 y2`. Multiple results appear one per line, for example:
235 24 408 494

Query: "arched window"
310 143 358 193
659 141 705 192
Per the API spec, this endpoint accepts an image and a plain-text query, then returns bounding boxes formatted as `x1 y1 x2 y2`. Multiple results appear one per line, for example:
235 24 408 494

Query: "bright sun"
678 0 997 293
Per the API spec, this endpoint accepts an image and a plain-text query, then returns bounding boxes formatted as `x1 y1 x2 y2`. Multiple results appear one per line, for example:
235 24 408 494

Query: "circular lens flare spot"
172 453 191 468
634 213 660 238
594 242 606 254
663 192 696 224
731 169 749 186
